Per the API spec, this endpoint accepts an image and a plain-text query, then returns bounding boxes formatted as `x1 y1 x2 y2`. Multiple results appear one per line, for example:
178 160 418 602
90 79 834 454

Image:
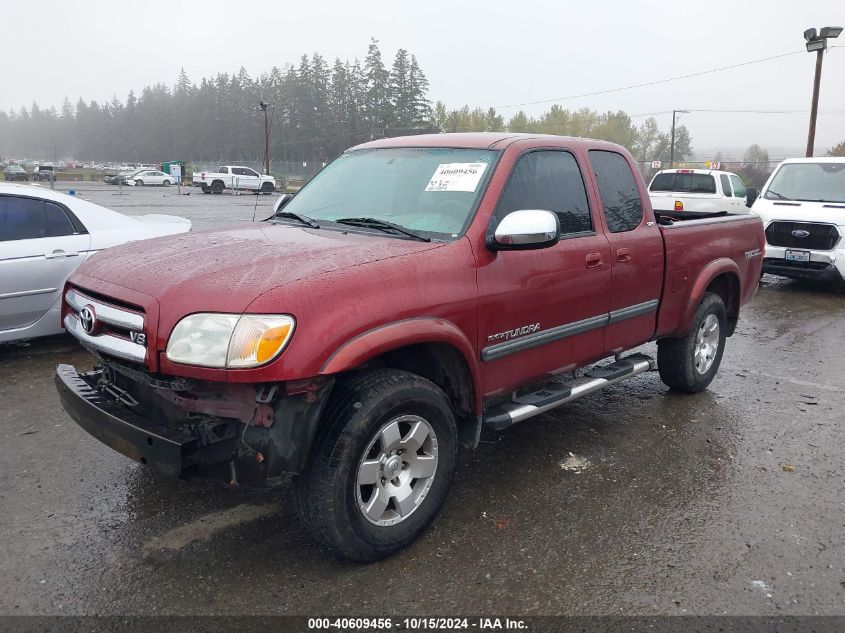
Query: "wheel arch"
319 318 482 448
680 259 741 337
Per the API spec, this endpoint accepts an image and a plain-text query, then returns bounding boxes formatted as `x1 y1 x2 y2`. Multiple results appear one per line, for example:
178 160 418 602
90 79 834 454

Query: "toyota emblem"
79 306 97 335
791 229 810 239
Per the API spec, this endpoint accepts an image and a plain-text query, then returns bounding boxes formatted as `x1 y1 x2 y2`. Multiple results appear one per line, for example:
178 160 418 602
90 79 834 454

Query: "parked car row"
104 168 174 186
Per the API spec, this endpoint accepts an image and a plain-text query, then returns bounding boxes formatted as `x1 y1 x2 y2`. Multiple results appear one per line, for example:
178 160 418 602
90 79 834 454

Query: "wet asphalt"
0 183 843 616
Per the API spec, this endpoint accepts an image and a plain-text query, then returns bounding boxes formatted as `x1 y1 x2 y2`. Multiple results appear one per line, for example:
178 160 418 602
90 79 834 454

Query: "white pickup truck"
194 166 276 194
752 157 845 285
648 168 757 215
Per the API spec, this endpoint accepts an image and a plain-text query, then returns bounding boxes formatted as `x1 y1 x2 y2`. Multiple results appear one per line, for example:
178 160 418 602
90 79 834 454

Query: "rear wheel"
211 180 224 194
294 369 458 562
658 292 727 393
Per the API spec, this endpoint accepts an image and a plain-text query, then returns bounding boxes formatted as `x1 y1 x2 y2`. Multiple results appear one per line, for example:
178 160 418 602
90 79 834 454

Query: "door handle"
616 248 632 263
585 253 603 269
45 250 78 259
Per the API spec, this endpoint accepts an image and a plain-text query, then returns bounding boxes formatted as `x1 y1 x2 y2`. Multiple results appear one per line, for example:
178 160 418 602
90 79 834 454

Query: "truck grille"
64 288 148 365
765 221 840 251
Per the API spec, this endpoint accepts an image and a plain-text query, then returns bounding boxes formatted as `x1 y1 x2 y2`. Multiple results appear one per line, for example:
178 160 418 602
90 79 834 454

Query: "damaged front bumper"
55 363 332 485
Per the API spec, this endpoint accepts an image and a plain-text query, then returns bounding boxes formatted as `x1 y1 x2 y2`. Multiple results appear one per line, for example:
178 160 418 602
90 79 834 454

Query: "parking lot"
34 180 282 231
0 182 842 616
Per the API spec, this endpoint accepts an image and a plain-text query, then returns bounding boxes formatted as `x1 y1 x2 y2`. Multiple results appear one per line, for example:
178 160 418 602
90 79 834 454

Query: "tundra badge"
487 323 540 343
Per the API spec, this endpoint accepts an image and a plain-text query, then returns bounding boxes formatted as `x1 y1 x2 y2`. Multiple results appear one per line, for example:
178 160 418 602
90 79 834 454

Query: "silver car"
0 184 191 343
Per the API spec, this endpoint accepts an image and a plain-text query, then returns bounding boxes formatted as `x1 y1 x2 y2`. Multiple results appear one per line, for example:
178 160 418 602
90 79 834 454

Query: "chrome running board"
483 353 655 430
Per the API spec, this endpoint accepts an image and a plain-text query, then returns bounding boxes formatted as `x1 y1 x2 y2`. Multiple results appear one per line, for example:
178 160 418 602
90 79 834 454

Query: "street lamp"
804 26 842 157
259 101 270 175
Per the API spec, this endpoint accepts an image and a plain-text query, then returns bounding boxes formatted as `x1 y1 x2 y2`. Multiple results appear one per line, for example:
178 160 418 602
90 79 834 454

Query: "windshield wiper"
765 189 791 201
333 217 430 242
270 211 320 228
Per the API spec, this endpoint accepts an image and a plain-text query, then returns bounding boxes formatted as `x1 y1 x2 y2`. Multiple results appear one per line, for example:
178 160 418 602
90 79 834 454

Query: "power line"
494 49 806 110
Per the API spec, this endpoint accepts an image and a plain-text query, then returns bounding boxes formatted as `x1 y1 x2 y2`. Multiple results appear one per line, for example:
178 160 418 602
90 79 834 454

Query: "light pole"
669 109 689 168
804 26 842 157
259 101 270 175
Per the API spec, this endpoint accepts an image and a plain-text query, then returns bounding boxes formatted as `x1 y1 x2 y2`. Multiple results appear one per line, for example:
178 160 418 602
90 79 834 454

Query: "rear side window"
44 202 75 237
495 150 593 235
590 151 643 233
730 175 747 198
720 174 732 197
0 196 74 241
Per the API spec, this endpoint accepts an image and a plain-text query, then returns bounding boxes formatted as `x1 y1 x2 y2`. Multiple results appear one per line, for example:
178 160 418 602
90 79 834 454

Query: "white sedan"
0 183 191 343
126 170 173 186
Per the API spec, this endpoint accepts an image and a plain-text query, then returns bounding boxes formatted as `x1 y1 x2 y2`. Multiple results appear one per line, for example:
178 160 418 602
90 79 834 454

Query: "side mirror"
746 187 759 208
487 209 560 251
273 193 294 214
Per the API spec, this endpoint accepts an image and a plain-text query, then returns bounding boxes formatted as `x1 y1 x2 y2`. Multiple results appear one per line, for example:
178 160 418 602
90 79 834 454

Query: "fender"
677 258 741 336
319 317 482 412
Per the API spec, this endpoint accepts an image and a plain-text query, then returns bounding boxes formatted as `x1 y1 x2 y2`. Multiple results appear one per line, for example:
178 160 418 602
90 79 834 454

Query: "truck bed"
655 213 765 338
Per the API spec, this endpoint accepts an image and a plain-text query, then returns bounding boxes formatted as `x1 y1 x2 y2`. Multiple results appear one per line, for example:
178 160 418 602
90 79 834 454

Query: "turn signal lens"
674 200 684 211
227 315 295 368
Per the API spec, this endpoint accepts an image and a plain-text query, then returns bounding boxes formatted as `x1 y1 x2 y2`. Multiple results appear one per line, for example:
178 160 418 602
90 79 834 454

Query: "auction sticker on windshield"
425 163 488 192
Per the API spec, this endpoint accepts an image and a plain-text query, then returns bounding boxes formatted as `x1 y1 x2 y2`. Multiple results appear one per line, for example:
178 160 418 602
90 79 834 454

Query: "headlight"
165 313 295 368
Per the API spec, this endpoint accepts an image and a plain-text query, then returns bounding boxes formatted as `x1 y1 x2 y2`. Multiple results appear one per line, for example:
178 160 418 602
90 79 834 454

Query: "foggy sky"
4 0 844 157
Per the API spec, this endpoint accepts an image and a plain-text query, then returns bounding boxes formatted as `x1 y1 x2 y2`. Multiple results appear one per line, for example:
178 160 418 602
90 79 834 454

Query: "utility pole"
669 110 689 168
804 26 842 156
259 101 270 175
806 48 824 157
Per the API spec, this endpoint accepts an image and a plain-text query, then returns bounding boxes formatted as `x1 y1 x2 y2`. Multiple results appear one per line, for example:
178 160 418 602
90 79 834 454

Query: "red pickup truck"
56 133 764 561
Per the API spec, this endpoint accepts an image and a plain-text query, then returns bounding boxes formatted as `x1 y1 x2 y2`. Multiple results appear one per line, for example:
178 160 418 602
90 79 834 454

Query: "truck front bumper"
762 245 845 284
55 364 237 480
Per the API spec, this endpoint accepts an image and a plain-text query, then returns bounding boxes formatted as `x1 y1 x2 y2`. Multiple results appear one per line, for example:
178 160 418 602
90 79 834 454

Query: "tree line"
0 39 693 167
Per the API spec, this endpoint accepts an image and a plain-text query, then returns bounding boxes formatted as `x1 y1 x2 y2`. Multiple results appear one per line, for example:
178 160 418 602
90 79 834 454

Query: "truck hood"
752 198 845 227
77 223 444 312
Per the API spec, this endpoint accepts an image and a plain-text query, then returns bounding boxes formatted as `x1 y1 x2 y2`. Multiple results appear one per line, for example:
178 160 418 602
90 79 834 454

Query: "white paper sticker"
425 163 488 192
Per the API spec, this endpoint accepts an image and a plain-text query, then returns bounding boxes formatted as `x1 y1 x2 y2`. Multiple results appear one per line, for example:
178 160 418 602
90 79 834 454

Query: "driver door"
476 149 611 396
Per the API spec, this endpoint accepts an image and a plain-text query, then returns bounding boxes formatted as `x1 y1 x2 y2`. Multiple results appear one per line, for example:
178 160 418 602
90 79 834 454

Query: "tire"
294 369 458 562
260 181 275 194
135 179 144 186
201 185 210 194
658 292 727 393
211 180 224 194
163 180 170 187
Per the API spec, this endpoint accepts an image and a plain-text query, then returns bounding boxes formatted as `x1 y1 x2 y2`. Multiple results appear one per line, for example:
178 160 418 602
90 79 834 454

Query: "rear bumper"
55 364 236 479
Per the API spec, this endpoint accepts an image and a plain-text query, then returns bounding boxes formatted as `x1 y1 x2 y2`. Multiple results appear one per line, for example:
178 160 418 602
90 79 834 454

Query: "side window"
244 168 259 177
44 202 75 237
495 150 592 235
720 174 732 197
0 196 46 241
232 167 248 176
589 150 643 233
219 167 229 174
730 175 747 198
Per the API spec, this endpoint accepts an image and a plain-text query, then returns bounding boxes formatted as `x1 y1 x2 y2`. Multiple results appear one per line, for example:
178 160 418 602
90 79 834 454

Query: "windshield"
764 162 845 203
279 147 499 239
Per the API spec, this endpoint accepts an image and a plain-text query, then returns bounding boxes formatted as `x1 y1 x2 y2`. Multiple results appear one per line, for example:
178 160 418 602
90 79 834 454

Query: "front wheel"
135 179 143 186
260 181 275 194
294 369 458 562
162 180 170 186
658 292 727 393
